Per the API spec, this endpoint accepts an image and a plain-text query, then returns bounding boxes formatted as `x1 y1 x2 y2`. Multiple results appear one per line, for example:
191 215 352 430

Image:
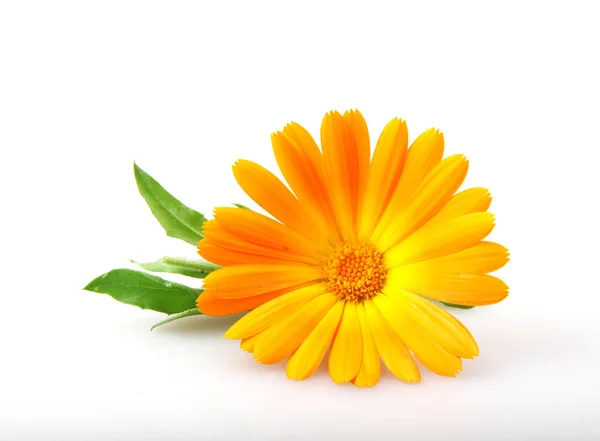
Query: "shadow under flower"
142 305 582 386
455 311 584 381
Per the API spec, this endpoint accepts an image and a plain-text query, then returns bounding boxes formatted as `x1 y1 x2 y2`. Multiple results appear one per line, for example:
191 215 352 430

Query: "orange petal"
232 159 326 245
197 283 314 316
344 110 371 216
272 124 338 239
200 217 320 266
202 264 322 299
321 110 370 239
198 238 286 266
212 207 323 262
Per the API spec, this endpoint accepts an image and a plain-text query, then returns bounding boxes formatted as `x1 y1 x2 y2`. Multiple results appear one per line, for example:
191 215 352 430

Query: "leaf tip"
83 271 110 292
83 283 97 292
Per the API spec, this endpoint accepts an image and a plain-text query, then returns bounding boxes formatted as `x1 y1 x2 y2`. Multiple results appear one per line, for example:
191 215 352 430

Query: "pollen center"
323 242 387 302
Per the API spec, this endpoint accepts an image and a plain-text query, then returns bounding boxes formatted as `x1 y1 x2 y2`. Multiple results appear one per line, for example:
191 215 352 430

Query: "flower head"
197 110 509 386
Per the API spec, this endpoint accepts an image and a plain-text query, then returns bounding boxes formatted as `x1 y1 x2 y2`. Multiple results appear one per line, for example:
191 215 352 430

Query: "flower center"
323 242 387 302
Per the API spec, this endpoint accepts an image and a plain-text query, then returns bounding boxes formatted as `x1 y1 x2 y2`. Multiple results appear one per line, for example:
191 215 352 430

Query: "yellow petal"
224 283 328 340
240 333 261 353
374 154 469 251
286 300 344 381
321 110 370 239
396 241 509 275
385 268 509 306
329 302 363 384
385 212 496 268
358 118 408 240
363 298 420 383
373 294 463 376
253 293 338 364
352 302 381 387
392 128 445 199
427 187 492 226
394 290 479 358
370 128 444 243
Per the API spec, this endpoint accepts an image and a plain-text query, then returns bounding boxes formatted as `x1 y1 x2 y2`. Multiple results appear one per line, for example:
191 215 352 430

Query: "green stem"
132 256 221 279
150 307 202 331
161 257 221 272
441 301 475 309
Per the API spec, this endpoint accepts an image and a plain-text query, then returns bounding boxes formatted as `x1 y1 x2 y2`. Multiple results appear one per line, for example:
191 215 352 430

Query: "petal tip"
223 328 238 339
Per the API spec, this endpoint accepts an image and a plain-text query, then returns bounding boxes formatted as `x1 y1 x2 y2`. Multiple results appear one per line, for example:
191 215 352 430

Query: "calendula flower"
197 110 509 386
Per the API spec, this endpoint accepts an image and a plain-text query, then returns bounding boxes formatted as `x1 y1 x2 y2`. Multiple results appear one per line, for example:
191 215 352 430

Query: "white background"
1 1 599 440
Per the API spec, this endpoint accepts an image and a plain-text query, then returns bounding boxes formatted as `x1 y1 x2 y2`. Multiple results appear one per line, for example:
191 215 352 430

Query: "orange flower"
197 110 509 386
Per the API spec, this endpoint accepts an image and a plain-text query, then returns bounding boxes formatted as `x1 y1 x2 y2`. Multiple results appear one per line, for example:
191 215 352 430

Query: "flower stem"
150 307 202 331
161 256 220 273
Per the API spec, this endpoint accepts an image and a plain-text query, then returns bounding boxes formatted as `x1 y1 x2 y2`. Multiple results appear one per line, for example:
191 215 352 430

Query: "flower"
197 110 509 386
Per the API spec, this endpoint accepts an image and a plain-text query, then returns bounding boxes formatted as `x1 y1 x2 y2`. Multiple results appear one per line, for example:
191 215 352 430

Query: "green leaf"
134 162 207 245
441 302 475 310
132 256 221 279
150 308 202 331
84 269 201 314
232 203 249 209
